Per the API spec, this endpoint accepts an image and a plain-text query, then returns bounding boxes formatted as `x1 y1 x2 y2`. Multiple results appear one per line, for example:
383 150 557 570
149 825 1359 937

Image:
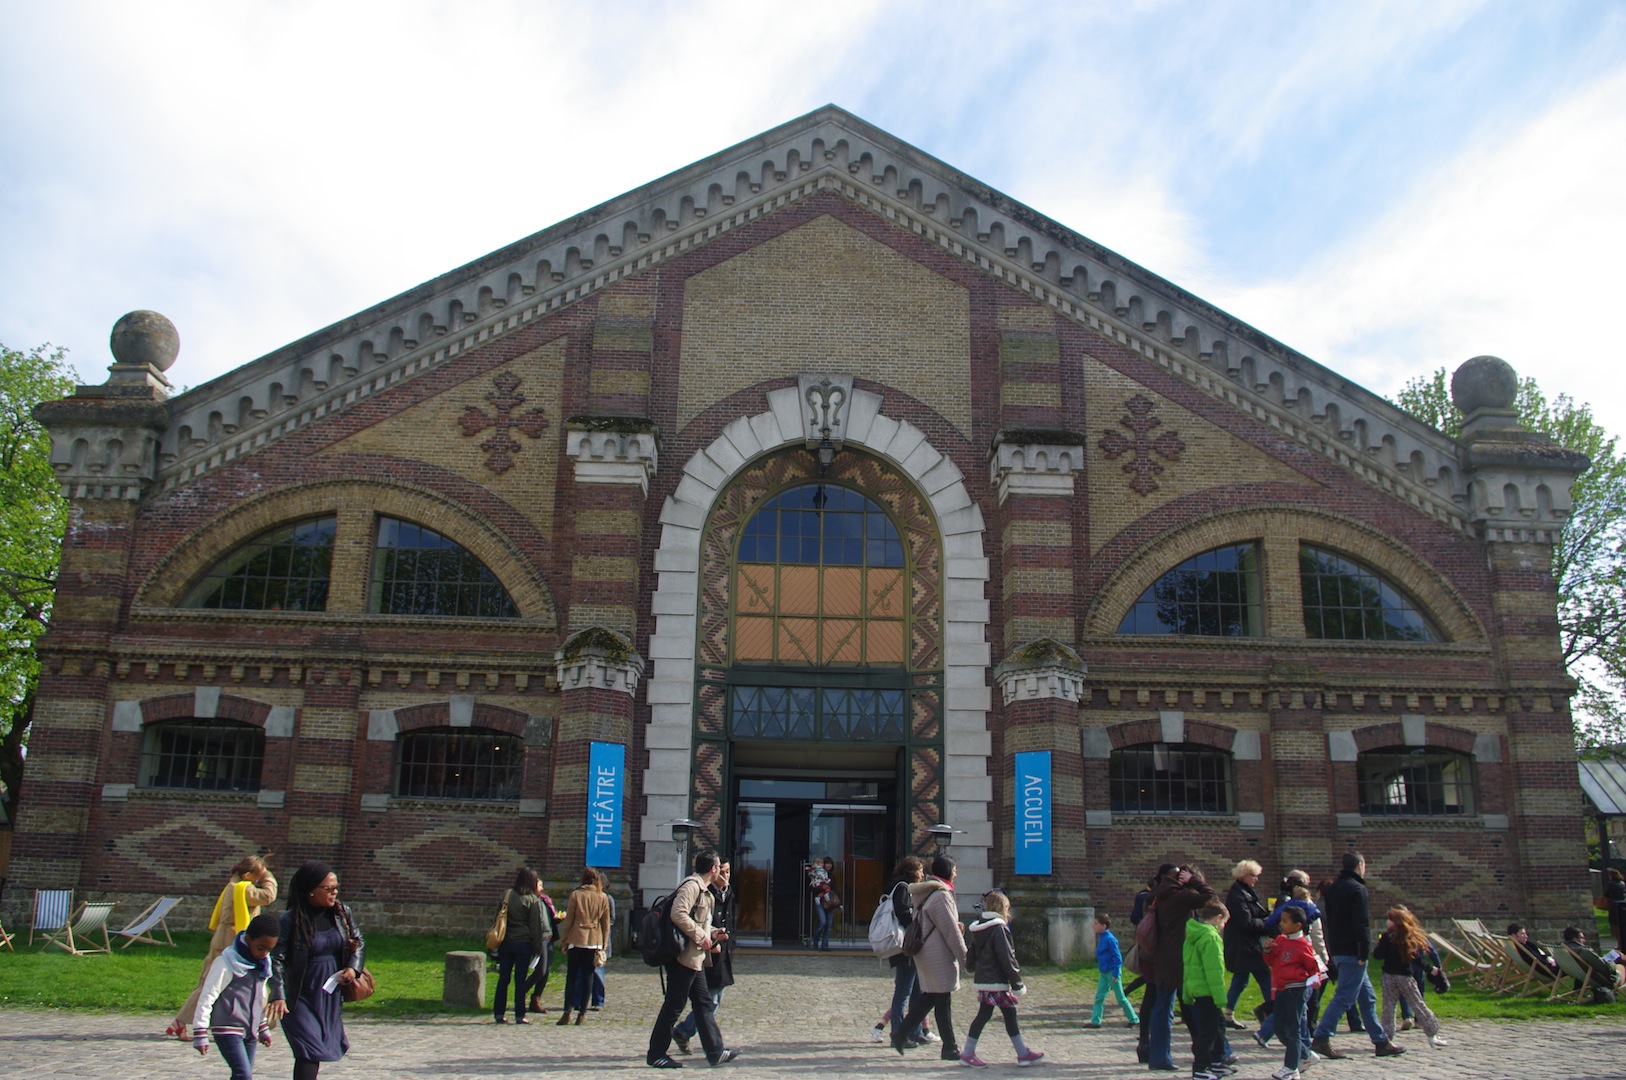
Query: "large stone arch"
637 383 993 900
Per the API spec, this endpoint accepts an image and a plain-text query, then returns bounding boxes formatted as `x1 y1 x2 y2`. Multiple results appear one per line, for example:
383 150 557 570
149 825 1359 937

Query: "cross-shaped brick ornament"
1099 394 1185 495
457 372 549 474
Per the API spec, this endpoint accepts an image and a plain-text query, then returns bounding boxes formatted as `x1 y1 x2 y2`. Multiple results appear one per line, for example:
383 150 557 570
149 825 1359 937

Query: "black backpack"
639 891 686 967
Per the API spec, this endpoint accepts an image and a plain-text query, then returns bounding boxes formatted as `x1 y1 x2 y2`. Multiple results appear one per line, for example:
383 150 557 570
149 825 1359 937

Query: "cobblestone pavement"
5 954 1626 1078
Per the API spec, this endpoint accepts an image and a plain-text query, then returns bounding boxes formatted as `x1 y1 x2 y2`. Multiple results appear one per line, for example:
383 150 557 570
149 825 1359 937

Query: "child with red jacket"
1264 906 1325 1080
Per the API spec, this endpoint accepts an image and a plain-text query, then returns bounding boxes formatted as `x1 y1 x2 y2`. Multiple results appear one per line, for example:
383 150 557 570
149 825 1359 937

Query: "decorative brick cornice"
994 639 1086 704
555 627 645 697
989 442 1085 504
565 428 659 495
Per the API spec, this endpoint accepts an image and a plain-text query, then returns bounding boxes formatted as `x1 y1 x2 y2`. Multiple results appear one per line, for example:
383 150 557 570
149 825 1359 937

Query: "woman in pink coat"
889 854 967 1061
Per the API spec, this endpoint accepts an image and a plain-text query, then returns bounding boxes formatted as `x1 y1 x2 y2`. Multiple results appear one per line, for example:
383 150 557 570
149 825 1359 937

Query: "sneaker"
870 1023 886 1044
707 1049 740 1066
1209 1066 1237 1077
1089 1020 1102 1028
960 1052 989 1068
1373 1041 1406 1057
1428 1035 1449 1049
1220 1055 1238 1067
1016 1049 1045 1067
1302 1049 1322 1068
1192 1071 1222 1080
648 1057 684 1070
1270 1069 1302 1080
919 1030 942 1043
1252 1031 1271 1050
671 1029 692 1056
940 1045 963 1062
1399 1018 1414 1031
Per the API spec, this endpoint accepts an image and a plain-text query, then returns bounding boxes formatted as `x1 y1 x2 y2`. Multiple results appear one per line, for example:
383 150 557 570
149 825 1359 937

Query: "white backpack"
868 888 907 958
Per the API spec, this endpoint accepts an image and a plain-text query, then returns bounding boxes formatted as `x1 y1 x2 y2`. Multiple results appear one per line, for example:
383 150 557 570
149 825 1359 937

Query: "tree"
0 342 75 816
1395 369 1626 748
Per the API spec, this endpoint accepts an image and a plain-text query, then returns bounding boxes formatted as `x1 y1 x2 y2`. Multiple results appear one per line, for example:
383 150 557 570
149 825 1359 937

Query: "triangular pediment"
158 105 1467 528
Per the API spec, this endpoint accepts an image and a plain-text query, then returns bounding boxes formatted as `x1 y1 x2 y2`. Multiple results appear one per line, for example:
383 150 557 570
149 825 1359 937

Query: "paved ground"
5 954 1625 1078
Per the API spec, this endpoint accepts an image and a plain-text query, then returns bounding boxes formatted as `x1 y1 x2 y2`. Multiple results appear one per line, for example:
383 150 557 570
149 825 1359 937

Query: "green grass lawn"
0 932 506 1018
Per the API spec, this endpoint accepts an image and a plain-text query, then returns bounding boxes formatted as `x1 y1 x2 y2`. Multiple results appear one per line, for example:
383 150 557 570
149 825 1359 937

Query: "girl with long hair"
1370 907 1447 1049
172 854 278 1040
493 866 545 1023
267 861 366 1080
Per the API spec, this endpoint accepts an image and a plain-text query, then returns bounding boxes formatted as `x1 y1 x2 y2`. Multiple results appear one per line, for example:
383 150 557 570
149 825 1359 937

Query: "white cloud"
1211 66 1626 436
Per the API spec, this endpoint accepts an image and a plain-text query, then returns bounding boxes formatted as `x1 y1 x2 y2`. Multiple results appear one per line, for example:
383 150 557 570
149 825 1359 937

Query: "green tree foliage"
1396 369 1626 748
1 342 75 812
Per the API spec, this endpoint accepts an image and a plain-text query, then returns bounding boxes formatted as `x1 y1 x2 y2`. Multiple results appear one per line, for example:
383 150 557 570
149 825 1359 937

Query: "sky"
3 0 1624 438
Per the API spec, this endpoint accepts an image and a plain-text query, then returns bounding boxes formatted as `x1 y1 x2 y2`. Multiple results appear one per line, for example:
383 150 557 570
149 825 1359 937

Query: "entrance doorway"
730 774 896 947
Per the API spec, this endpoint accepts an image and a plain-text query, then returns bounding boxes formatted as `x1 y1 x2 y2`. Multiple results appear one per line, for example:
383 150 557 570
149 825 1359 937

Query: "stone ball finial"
109 310 179 372
1450 355 1518 415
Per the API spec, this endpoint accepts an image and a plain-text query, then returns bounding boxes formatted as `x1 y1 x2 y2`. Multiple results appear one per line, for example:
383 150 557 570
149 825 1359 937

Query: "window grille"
729 685 907 742
1300 546 1439 642
1358 748 1475 816
371 518 518 618
184 517 336 611
1118 543 1261 636
1109 743 1233 814
140 720 264 792
394 727 522 800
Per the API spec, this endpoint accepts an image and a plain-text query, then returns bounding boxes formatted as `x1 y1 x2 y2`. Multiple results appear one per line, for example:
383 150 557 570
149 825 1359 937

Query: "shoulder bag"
336 904 376 1003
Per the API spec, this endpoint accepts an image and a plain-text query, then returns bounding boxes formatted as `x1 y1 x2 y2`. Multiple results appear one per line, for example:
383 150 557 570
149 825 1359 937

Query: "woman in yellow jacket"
170 854 279 1039
555 866 611 1025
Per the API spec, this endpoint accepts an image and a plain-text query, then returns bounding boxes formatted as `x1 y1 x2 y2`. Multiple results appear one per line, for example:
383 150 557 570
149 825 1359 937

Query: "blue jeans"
674 985 723 1041
1226 963 1270 1012
1275 985 1309 1071
1311 956 1384 1044
814 902 832 949
564 947 597 1011
1147 981 1179 1069
214 1034 256 1080
494 938 534 1019
889 962 926 1039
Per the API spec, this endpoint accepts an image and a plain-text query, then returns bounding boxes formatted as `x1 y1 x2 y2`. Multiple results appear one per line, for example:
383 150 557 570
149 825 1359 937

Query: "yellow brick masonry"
678 215 972 434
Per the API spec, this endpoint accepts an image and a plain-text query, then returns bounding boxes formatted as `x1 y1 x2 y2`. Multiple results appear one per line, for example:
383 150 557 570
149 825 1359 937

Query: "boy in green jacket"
1182 900 1231 1080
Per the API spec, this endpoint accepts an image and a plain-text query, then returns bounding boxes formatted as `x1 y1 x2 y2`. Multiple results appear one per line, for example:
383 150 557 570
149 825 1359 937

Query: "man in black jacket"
1310 852 1404 1060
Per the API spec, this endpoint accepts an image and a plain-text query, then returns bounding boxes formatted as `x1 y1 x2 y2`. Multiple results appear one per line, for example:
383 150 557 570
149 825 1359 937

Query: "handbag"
1426 967 1451 994
335 904 375 1003
1595 894 1612 912
821 892 842 912
486 892 511 951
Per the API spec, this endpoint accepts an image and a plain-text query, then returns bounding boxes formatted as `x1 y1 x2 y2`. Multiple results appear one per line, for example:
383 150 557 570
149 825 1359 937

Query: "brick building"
10 107 1594 954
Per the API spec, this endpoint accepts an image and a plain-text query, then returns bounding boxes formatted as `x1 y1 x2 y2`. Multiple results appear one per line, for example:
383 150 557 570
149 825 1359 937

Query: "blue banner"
1014 751 1052 876
587 742 624 868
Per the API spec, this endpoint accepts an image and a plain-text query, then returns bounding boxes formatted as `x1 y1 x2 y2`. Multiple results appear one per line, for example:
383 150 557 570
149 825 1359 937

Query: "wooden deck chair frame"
1458 925 1512 990
1490 934 1549 998
43 900 116 956
28 888 73 947
0 915 13 952
1427 930 1495 990
113 896 181 949
1551 942 1596 1003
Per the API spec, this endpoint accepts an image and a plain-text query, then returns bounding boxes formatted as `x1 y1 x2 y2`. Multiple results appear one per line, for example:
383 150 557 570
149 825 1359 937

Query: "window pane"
1358 748 1474 815
1300 546 1440 642
141 720 264 792
184 518 336 611
394 727 521 800
1109 743 1233 814
1117 544 1261 637
372 517 518 617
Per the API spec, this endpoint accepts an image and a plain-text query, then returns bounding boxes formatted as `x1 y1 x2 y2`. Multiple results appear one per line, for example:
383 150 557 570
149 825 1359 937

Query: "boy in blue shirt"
1091 912 1139 1027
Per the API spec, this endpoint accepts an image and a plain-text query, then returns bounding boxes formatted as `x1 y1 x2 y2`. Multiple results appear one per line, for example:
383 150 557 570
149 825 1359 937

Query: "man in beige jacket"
645 849 739 1069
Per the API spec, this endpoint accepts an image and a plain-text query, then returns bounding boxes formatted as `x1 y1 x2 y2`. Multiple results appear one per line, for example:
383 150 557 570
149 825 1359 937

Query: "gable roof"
157 105 1467 529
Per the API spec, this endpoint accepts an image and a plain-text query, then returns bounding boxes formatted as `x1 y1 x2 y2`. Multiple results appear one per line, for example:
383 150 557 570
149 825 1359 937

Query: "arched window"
1299 546 1440 642
183 517 336 611
1358 747 1475 816
370 518 518 618
394 727 522 800
1117 543 1261 636
1109 743 1233 814
731 485 906 667
140 719 264 792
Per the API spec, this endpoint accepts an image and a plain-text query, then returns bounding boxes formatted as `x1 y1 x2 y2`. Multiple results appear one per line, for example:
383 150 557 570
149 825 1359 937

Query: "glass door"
732 801 775 946
808 803 889 947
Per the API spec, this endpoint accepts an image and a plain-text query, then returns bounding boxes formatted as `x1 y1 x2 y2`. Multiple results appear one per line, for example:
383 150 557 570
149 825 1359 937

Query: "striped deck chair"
1427 930 1496 989
28 889 73 946
1490 934 1550 998
113 897 181 949
1457 922 1513 990
43 901 116 955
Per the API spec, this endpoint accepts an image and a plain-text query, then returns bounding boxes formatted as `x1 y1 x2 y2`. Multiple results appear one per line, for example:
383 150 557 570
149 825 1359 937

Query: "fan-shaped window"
1300 546 1439 642
1110 743 1233 814
183 517 336 611
140 719 264 792
1358 747 1475 816
370 518 518 618
732 485 906 666
1118 543 1261 636
394 727 522 800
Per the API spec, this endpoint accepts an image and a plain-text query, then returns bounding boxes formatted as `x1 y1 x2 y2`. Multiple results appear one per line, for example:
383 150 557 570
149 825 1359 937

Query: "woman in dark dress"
268 861 365 1080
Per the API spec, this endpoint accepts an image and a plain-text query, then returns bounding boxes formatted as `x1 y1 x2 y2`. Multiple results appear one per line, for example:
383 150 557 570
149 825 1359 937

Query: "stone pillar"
11 312 173 897
989 437 1089 962
1453 356 1591 928
553 423 656 898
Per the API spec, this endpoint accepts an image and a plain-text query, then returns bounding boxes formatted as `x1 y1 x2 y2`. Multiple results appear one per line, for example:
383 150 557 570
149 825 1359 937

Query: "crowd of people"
167 846 1621 1079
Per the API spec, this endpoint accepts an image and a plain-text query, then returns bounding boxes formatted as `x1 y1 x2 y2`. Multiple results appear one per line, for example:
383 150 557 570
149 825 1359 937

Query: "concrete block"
443 951 487 1009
